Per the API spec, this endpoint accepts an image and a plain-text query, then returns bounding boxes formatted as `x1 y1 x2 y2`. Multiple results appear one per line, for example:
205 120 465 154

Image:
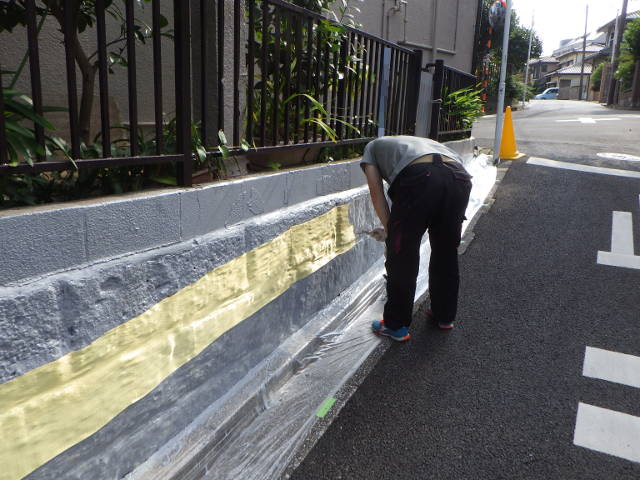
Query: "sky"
511 0 640 56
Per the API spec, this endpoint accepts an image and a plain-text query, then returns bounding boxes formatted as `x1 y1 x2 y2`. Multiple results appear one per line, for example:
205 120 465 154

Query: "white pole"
522 12 534 108
578 5 588 100
493 0 513 164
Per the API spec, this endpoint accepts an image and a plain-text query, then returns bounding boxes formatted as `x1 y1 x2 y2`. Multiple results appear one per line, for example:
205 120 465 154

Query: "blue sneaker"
426 309 454 330
372 319 411 342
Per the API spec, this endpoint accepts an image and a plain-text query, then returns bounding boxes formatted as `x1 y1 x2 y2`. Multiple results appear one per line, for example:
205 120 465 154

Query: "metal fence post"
404 49 423 135
377 47 392 137
0 65 7 166
175 0 193 187
428 59 444 140
336 39 348 139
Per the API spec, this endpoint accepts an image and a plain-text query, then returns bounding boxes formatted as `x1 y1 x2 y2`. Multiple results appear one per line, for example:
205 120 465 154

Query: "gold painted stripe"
0 204 356 480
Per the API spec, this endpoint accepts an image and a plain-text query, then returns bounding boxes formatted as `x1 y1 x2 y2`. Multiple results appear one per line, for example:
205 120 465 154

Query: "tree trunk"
79 68 97 145
51 6 97 146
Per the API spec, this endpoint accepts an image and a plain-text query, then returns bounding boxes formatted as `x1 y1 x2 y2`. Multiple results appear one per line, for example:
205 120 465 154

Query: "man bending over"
361 135 472 341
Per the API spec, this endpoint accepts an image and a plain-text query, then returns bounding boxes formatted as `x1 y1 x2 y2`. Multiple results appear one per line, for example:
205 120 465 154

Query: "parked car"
535 88 559 100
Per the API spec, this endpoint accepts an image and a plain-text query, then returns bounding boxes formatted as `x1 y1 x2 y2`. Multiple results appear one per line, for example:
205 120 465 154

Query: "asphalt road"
473 99 640 169
290 100 640 479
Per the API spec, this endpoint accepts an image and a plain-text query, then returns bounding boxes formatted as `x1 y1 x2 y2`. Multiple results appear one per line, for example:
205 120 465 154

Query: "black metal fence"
429 59 477 141
0 0 424 187
0 1 193 183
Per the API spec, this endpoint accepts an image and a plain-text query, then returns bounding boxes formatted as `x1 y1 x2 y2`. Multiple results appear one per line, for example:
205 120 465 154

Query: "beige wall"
353 0 478 73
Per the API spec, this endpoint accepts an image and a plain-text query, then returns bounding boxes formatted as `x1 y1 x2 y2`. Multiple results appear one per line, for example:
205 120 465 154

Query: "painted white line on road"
596 251 640 270
527 157 640 179
583 347 640 389
611 212 635 255
597 211 639 270
574 403 640 463
597 153 640 163
557 117 622 124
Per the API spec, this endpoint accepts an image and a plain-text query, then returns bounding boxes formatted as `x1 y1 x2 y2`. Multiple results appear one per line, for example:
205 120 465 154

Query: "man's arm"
362 163 390 232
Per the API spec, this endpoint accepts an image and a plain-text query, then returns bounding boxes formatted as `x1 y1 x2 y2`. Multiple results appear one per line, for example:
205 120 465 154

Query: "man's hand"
369 227 387 242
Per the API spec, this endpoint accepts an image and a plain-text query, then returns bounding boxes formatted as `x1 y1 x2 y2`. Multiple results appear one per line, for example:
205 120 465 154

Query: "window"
542 65 548 73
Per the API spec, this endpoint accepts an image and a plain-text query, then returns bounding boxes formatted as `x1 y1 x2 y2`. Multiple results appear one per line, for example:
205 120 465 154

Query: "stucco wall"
354 0 478 73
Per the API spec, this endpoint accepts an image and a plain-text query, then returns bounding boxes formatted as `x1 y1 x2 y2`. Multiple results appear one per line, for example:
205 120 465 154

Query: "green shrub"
614 18 640 92
443 85 484 129
622 18 640 60
591 63 604 91
615 56 636 91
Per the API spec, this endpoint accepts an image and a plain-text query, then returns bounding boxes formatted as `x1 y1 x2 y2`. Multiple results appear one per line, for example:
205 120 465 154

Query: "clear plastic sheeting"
198 286 386 480
463 153 498 232
133 153 497 480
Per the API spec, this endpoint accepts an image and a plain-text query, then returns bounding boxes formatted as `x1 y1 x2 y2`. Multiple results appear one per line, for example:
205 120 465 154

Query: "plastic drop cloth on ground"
133 154 497 480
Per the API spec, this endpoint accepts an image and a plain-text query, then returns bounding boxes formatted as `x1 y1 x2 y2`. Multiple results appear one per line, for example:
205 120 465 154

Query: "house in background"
597 9 640 50
527 56 559 90
545 64 594 99
535 31 606 100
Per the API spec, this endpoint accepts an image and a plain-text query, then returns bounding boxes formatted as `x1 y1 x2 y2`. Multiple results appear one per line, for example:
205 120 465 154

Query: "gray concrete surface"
1 139 474 287
21 189 383 480
0 161 365 286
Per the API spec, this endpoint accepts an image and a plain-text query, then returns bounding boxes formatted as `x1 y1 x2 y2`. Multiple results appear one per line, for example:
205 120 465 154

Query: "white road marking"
597 153 640 163
583 347 640 389
574 403 640 463
597 211 640 270
527 157 640 179
556 117 622 124
610 212 635 255
596 251 640 270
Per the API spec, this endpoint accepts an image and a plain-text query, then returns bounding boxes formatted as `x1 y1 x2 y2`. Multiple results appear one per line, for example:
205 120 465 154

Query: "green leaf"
334 118 360 136
150 175 178 186
304 118 337 142
240 139 251 151
196 146 208 164
218 144 230 159
283 93 329 116
218 129 228 145
5 121 37 139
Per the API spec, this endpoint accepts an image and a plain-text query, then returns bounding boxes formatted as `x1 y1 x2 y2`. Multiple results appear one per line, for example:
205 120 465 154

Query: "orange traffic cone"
499 106 524 160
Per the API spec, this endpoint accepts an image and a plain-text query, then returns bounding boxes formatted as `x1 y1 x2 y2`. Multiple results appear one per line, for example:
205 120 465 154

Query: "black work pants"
383 155 472 330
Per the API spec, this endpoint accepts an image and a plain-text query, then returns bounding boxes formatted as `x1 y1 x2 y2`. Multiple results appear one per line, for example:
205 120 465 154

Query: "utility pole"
492 0 513 164
611 10 620 63
522 12 534 108
607 0 629 105
578 5 588 101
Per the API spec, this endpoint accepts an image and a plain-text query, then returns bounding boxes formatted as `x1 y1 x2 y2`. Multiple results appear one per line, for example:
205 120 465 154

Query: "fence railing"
428 59 477 141
0 1 193 184
0 0 423 188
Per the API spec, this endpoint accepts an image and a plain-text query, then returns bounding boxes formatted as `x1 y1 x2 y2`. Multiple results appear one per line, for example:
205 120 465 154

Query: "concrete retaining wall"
0 161 364 287
0 140 474 480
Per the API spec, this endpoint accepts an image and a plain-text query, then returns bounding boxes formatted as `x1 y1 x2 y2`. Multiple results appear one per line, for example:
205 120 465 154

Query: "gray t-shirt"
360 136 463 185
